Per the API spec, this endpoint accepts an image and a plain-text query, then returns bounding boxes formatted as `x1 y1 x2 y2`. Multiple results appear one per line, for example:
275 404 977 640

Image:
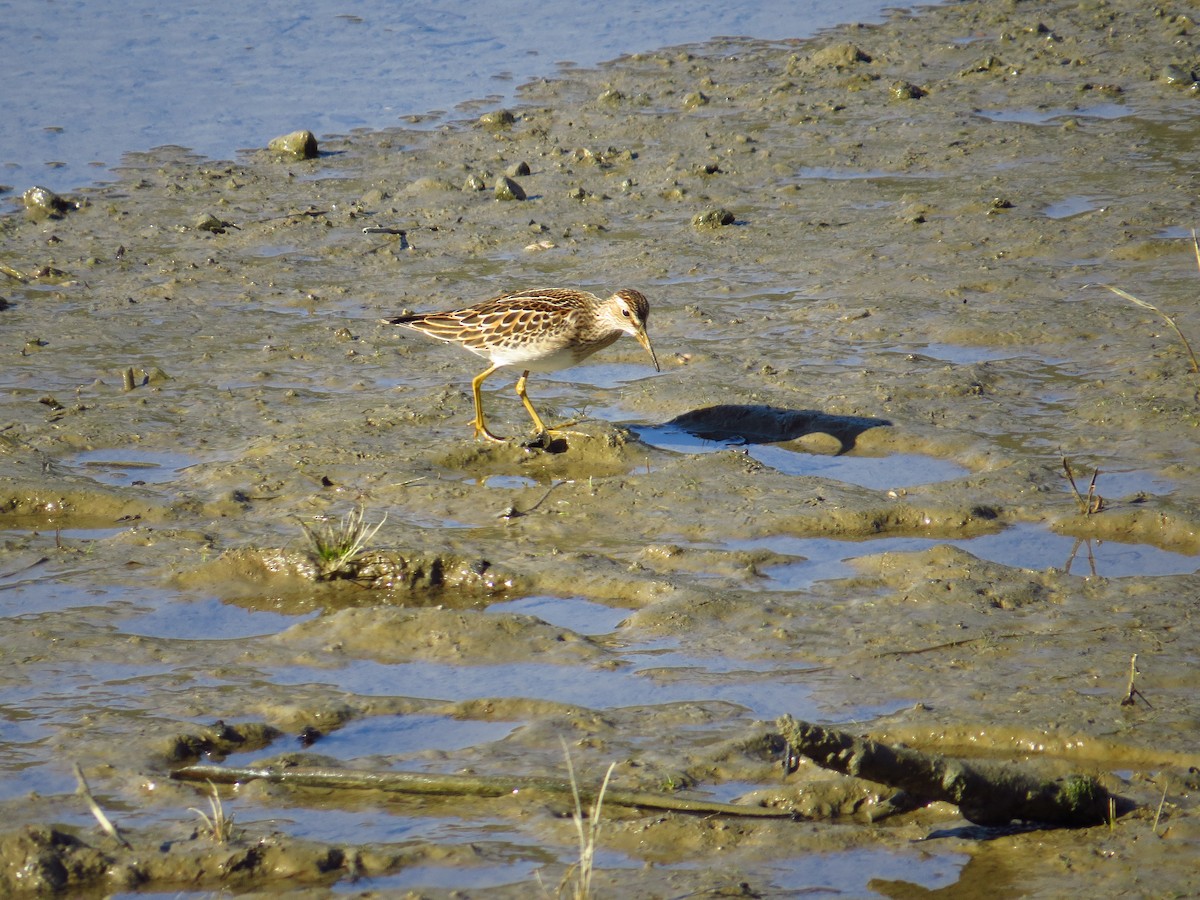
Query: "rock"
692 208 735 229
809 43 873 69
478 109 516 130
22 186 77 219
1161 64 1197 85
890 81 927 99
494 176 526 201
193 213 234 233
268 130 319 159
405 176 455 194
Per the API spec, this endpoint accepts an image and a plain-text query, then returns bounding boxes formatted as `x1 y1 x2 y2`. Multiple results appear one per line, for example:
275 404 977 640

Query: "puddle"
732 521 1199 589
121 596 316 641
335 859 542 893
67 448 200 486
1155 225 1196 240
1042 195 1110 219
1096 469 1175 498
694 778 774 804
269 659 840 721
246 808 511 846
884 342 1018 365
486 595 629 635
763 847 969 895
476 474 541 490
623 641 805 675
793 166 930 181
975 102 1129 125
301 714 517 763
543 361 660 390
0 715 76 801
635 424 967 489
749 444 966 489
0 578 165 618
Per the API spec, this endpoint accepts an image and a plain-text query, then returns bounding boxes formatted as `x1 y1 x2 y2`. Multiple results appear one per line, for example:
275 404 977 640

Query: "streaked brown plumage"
383 287 659 441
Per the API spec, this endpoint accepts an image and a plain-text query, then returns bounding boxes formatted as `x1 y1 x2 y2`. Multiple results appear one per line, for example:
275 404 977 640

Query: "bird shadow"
663 404 891 455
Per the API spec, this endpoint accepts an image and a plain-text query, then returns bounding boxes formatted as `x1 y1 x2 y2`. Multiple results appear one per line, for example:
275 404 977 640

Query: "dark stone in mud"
21 185 80 220
668 404 891 453
691 208 735 229
494 175 527 201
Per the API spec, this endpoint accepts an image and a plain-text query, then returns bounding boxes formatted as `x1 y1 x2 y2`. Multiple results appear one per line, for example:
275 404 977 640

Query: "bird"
383 287 659 441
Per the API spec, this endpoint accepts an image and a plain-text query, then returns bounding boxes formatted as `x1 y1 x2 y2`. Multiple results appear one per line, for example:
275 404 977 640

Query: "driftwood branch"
776 715 1112 827
171 763 795 820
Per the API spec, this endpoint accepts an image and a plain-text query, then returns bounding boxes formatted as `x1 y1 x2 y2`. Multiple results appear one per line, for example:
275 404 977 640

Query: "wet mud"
2 0 1200 895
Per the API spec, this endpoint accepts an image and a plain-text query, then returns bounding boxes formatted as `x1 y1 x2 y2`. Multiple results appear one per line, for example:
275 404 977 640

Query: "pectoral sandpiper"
383 287 659 441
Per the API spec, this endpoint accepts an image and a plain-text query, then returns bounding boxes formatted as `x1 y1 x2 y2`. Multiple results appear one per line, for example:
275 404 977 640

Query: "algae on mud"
2 0 1200 894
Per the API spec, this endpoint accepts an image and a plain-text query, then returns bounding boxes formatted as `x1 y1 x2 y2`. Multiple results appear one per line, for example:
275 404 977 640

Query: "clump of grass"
548 745 616 900
1086 228 1200 374
189 780 236 844
299 504 387 579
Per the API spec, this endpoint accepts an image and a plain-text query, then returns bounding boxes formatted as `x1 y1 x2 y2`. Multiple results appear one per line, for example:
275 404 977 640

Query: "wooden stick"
171 763 796 819
74 763 132 849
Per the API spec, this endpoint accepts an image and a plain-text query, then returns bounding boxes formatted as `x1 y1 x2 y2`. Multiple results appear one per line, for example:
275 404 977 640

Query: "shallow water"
265 658 865 723
635 423 970 489
731 521 1200 590
3 0 905 192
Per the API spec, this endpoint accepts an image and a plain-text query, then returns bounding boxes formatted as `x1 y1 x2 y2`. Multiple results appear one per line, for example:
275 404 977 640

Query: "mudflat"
2 0 1199 895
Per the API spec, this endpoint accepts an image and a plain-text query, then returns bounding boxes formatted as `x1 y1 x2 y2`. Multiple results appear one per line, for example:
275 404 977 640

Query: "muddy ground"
2 0 1200 895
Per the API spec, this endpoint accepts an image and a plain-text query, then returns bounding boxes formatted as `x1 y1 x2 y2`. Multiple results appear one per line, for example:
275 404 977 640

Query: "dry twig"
73 763 132 849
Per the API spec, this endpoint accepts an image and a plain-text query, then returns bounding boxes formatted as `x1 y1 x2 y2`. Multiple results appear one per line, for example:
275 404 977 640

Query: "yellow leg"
514 370 550 434
470 365 507 442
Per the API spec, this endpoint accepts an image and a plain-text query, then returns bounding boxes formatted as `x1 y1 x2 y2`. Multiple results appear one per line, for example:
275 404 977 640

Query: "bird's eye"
621 309 631 318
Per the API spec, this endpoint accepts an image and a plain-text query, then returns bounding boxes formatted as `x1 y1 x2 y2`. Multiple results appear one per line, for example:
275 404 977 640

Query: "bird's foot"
473 423 508 443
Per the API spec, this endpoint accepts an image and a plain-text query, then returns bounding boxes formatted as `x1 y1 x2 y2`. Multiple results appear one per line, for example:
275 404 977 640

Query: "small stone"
479 109 516 130
506 161 531 177
597 88 624 106
494 176 526 201
193 213 232 233
268 130 319 159
890 81 927 100
463 173 487 192
692 208 735 230
682 91 709 110
407 176 455 193
1161 64 1197 85
22 186 75 219
808 43 872 69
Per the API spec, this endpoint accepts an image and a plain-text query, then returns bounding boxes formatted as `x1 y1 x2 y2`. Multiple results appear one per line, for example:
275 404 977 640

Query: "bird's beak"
636 330 661 372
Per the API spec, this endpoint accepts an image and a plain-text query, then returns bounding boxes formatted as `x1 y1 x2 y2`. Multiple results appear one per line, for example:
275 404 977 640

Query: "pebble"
494 176 526 201
478 109 516 130
268 130 319 159
692 208 735 229
22 186 77 219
